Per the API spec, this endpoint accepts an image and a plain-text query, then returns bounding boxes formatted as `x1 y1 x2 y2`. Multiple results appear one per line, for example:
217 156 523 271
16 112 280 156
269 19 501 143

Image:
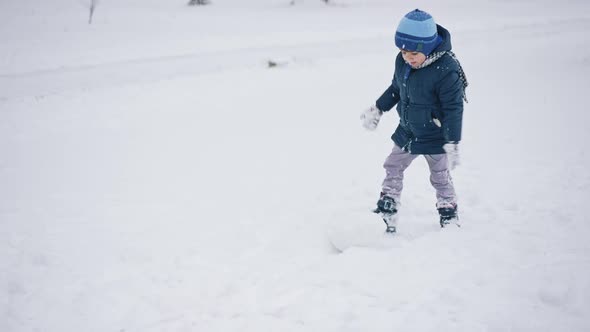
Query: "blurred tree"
290 0 330 4
188 0 209 5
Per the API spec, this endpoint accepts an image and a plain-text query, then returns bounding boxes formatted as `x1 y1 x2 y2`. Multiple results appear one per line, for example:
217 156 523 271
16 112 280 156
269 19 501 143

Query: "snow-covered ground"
2 0 590 331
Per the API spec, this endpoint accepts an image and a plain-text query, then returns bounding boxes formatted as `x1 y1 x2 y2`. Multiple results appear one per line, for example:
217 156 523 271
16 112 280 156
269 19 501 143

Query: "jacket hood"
434 24 453 53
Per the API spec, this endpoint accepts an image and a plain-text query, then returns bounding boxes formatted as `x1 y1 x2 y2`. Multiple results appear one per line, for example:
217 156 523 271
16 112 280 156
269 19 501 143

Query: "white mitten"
360 105 382 131
443 142 460 170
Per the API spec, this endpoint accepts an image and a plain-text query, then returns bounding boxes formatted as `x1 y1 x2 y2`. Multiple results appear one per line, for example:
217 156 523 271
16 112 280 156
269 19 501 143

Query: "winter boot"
437 202 459 228
373 194 398 233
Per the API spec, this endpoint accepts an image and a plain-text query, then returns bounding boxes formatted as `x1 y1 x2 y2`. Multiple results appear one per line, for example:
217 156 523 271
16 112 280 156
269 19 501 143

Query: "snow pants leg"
381 144 457 206
424 153 457 207
381 144 416 203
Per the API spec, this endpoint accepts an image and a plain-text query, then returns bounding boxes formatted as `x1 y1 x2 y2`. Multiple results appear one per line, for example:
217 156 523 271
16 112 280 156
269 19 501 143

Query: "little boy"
360 9 468 233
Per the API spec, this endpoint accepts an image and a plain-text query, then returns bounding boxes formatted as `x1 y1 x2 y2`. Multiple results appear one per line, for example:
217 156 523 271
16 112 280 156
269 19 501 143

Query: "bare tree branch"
88 0 97 24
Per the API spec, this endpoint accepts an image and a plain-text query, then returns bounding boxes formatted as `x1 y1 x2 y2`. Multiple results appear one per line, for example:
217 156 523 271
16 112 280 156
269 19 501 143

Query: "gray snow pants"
382 144 457 207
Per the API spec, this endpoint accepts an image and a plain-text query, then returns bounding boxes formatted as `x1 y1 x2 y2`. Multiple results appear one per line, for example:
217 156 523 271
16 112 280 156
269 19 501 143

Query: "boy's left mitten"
360 105 382 131
443 142 460 170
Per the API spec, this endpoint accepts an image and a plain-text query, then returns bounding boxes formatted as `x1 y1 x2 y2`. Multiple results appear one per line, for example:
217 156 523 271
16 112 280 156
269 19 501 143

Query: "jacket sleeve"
375 77 401 112
438 70 464 142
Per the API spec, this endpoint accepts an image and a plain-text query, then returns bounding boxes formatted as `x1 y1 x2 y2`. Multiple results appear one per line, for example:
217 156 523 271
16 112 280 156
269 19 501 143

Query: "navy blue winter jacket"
376 25 464 155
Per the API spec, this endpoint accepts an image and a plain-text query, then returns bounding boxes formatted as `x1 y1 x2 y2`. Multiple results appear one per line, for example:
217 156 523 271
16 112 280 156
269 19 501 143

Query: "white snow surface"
2 0 590 331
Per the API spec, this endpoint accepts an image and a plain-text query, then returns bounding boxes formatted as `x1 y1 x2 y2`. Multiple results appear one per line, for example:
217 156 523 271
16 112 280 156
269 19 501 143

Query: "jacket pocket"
407 104 442 138
407 104 433 126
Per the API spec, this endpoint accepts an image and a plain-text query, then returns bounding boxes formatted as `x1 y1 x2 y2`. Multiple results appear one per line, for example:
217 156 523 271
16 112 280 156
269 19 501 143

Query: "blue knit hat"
395 9 441 55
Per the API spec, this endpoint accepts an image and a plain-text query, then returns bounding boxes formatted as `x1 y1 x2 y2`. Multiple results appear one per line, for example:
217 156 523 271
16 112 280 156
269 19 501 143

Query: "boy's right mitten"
360 105 382 131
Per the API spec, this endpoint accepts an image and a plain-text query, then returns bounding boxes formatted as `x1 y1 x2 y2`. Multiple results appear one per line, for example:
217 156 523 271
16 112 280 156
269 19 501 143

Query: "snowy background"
2 0 590 331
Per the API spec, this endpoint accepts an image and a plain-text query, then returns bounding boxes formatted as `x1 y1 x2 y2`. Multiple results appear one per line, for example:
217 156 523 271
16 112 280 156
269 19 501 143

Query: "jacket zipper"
404 66 412 152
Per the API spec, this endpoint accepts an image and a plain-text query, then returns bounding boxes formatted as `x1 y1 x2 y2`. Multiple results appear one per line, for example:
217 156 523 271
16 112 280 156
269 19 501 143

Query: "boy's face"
400 49 426 68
